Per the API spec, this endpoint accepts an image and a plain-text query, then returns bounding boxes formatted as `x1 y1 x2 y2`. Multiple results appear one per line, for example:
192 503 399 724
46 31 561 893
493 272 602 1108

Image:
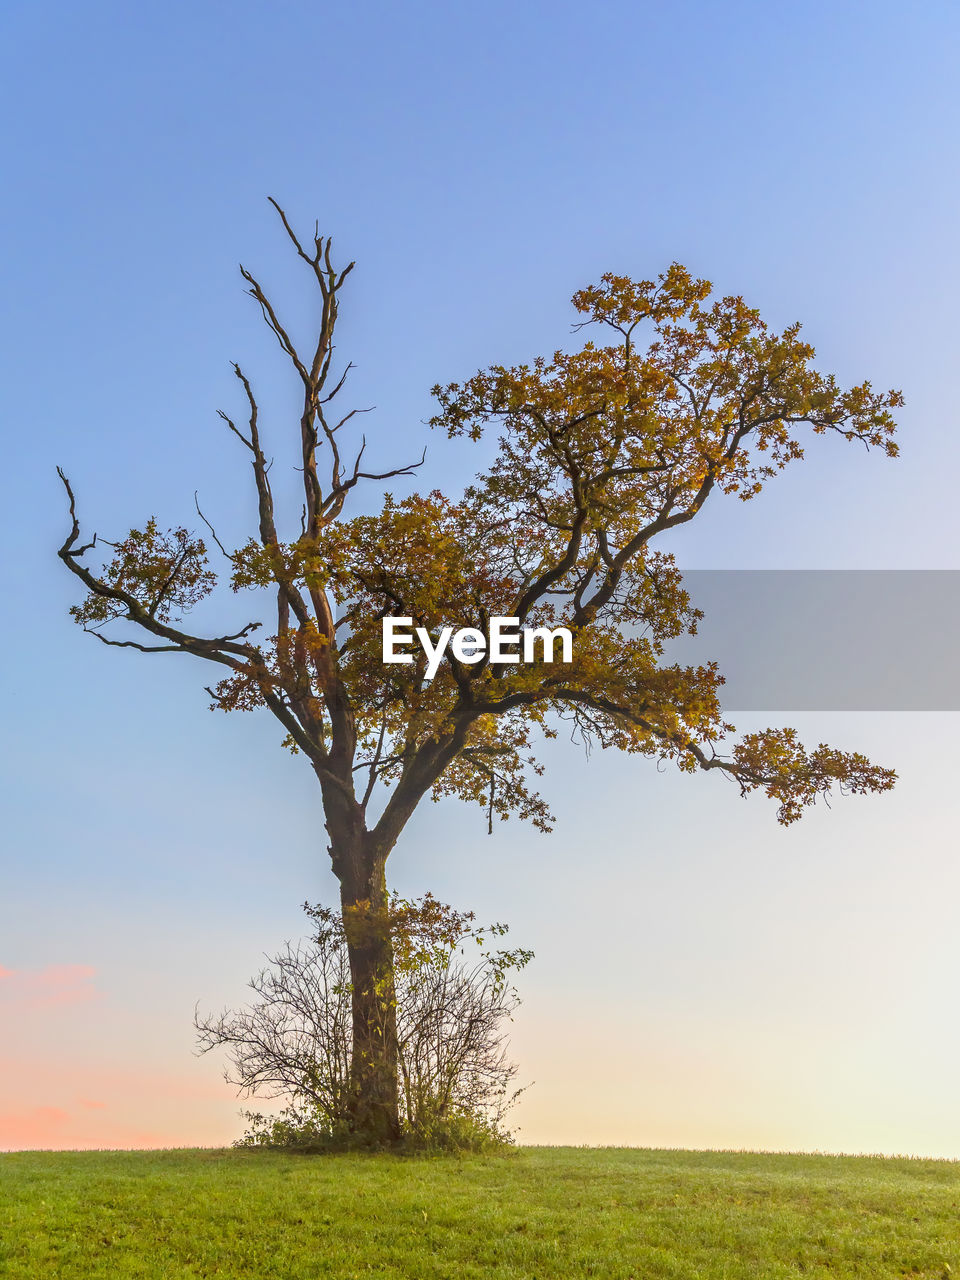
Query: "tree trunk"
335 837 401 1143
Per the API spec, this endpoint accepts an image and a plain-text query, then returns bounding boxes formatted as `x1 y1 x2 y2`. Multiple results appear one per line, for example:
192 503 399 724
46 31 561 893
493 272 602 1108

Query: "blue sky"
2 0 959 1152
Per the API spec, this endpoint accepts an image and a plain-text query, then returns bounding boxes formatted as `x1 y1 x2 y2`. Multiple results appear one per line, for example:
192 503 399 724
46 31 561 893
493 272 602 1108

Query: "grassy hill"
1 1145 958 1278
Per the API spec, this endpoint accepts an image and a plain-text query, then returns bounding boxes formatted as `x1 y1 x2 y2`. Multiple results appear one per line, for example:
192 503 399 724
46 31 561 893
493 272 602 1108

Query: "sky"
2 0 960 1155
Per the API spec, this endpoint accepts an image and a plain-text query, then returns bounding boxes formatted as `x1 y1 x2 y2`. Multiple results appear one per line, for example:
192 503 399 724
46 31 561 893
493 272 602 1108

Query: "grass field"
1 1145 958 1278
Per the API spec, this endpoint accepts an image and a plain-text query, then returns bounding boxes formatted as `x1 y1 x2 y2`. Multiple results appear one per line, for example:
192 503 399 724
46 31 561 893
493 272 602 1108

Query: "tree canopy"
60 226 900 836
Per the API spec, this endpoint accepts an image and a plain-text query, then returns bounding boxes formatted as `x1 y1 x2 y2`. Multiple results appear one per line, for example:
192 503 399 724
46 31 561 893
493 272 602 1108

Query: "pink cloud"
0 963 100 1010
0 1106 70 1146
0 1056 241 1151
0 1103 170 1151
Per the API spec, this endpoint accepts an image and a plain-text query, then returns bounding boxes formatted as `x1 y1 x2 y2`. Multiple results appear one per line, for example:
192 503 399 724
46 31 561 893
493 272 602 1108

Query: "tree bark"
329 815 400 1143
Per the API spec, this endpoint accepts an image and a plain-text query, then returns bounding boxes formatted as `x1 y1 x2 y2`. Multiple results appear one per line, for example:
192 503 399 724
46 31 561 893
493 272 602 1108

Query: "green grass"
1 1146 958 1278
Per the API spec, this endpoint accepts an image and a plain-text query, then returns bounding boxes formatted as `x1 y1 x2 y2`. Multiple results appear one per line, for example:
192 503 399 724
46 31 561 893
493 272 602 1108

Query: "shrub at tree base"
195 894 532 1151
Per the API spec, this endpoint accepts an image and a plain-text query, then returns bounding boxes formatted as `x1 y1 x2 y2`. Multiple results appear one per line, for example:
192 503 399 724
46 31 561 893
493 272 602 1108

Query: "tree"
58 202 901 1142
194 894 531 1148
